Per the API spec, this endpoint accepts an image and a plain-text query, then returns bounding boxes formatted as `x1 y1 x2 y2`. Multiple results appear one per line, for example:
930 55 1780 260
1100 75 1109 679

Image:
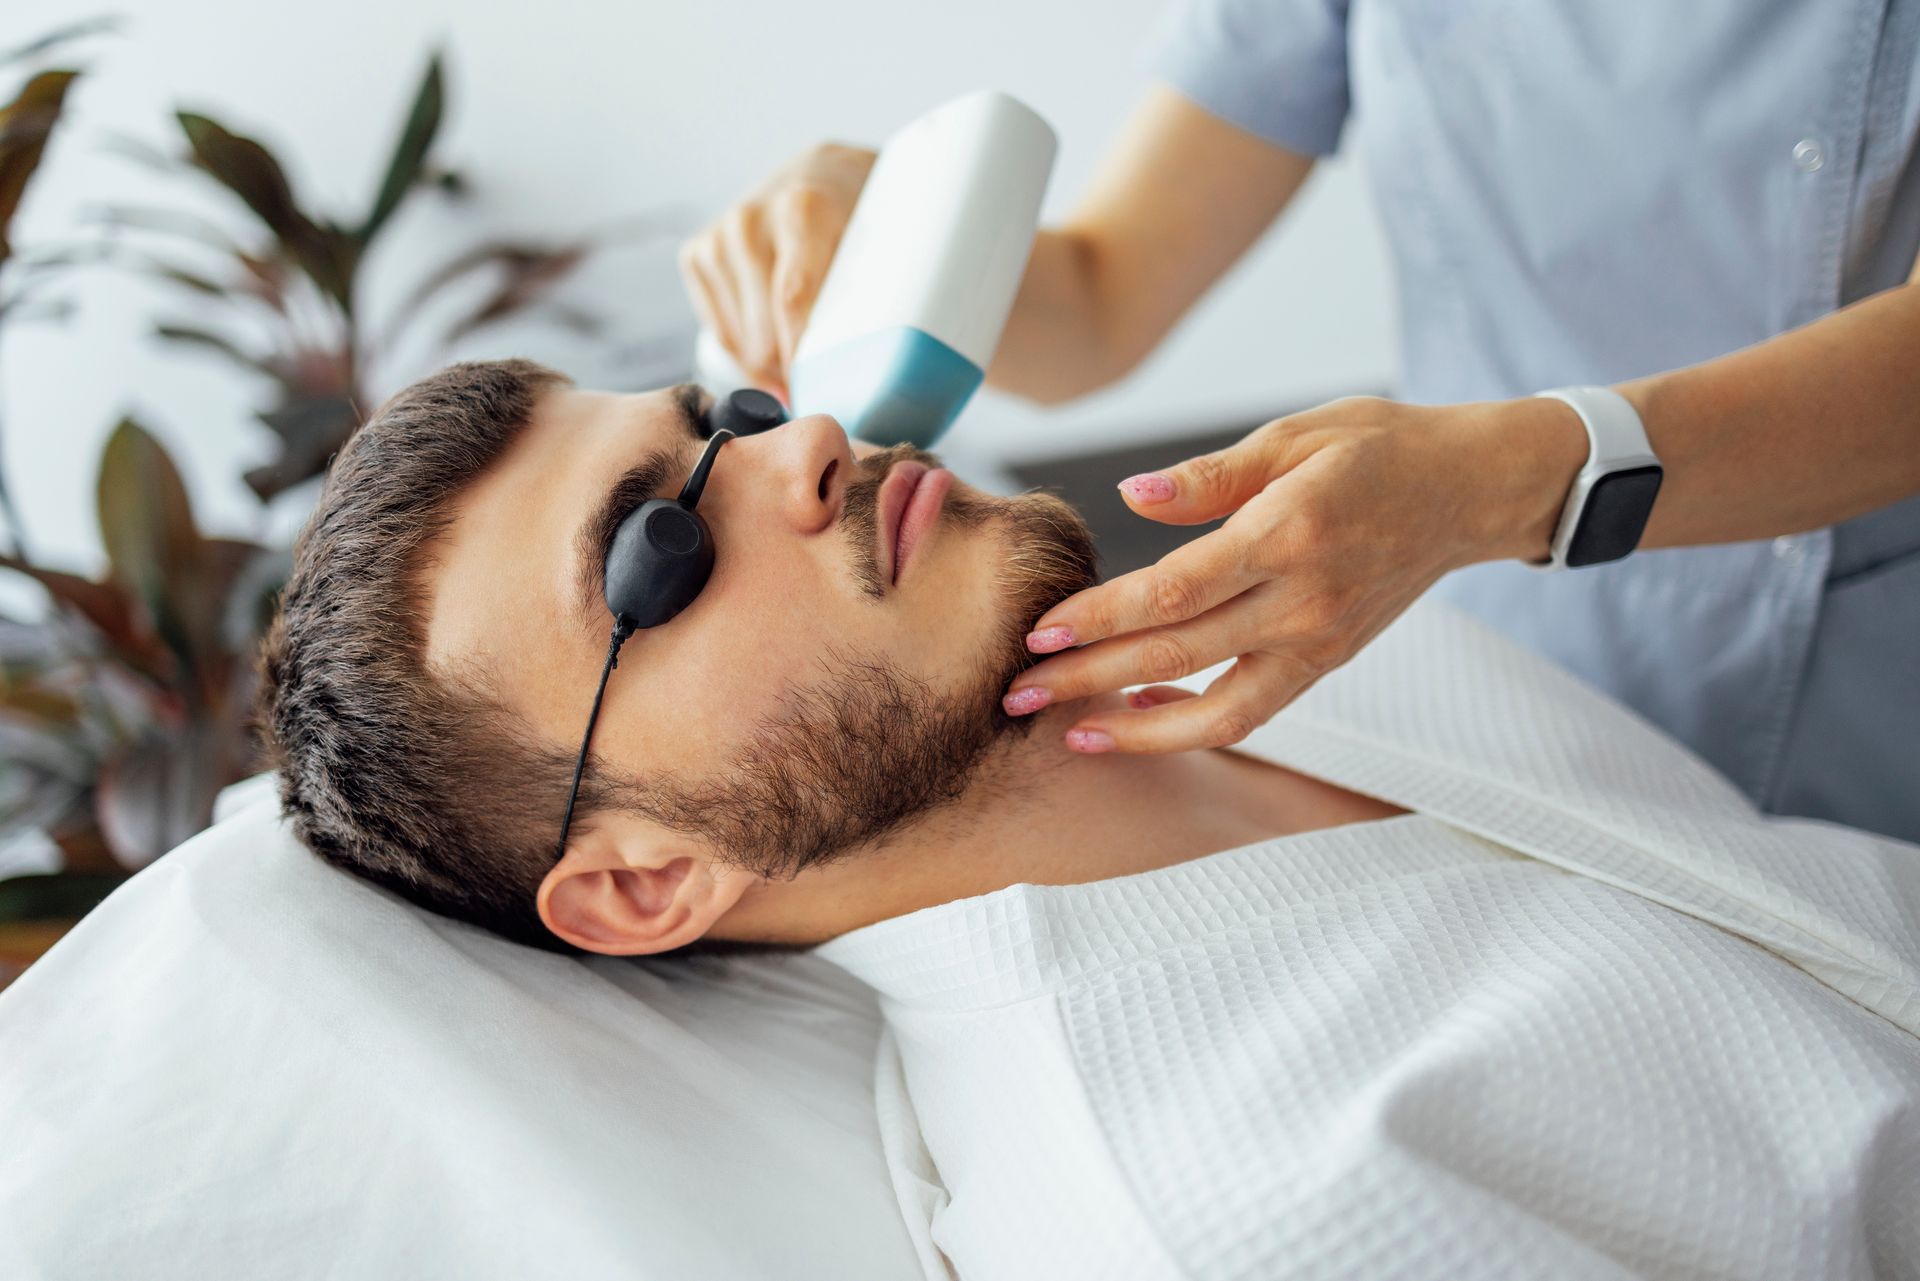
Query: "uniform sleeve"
1148 0 1354 156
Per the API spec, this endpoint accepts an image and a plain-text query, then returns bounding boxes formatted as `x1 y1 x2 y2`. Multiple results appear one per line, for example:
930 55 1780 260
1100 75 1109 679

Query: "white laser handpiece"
695 91 1057 448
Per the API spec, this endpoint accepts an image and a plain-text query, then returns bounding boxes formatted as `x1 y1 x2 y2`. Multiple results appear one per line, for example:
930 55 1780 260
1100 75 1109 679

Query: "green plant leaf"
96 128 177 175
10 240 112 271
317 220 362 310
154 322 283 381
129 253 228 298
82 202 245 255
0 282 74 325
5 297 73 324
173 110 306 241
359 53 444 244
174 111 354 312
425 165 466 197
0 17 120 69
0 69 79 265
95 419 198 657
0 872 128 923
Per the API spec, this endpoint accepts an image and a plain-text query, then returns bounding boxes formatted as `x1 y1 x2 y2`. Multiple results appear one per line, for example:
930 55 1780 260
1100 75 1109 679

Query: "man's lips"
878 461 952 585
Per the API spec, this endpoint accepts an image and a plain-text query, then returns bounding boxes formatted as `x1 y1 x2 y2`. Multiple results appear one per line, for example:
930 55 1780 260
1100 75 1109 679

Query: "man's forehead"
542 386 669 440
419 384 677 699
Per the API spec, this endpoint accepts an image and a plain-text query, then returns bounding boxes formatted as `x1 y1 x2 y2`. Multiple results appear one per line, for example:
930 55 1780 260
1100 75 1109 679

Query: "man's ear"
538 810 749 956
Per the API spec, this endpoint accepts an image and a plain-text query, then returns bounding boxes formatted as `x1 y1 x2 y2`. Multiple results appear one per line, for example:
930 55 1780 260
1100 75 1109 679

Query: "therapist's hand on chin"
1003 395 1587 754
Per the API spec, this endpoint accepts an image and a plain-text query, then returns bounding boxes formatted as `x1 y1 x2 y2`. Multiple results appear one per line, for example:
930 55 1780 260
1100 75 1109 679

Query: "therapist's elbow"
1020 325 1153 405
992 357 1133 407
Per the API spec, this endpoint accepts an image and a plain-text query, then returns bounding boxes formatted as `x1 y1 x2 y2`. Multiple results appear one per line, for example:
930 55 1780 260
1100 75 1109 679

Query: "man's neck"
719 693 1400 945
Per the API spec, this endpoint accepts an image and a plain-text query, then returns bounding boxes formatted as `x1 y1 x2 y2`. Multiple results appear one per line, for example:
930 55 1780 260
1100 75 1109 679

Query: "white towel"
817 603 1920 1281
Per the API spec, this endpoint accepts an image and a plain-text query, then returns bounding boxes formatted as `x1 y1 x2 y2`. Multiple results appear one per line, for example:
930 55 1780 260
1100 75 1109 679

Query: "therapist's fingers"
1112 419 1311 526
680 142 876 388
767 183 841 374
678 233 749 377
717 207 780 384
1124 685 1195 711
1024 519 1268 656
1065 651 1322 755
1004 588 1273 715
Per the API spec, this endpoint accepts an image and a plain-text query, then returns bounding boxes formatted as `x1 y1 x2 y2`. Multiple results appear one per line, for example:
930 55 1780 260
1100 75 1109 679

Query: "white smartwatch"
1532 385 1663 569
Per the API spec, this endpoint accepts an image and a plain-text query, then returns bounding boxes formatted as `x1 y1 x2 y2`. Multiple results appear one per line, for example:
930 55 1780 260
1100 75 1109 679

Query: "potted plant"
103 51 604 502
0 41 630 985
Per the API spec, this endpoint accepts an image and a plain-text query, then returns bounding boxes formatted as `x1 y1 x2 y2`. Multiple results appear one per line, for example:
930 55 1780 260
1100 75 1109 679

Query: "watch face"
1566 466 1664 567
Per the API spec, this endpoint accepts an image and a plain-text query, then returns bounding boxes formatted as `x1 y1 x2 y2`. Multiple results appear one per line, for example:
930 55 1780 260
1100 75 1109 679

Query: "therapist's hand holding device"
681 142 875 401
683 91 1056 448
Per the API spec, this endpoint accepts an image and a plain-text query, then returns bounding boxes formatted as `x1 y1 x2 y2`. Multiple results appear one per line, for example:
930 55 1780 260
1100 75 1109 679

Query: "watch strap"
1533 385 1660 570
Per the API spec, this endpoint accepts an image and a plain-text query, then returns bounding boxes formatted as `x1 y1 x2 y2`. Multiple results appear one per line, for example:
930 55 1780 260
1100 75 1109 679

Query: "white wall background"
5 0 1395 574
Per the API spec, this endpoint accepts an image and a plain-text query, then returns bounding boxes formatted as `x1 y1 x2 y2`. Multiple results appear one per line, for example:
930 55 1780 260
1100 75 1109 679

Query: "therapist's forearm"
984 229 1121 405
1494 281 1920 559
985 85 1319 406
1625 280 1920 548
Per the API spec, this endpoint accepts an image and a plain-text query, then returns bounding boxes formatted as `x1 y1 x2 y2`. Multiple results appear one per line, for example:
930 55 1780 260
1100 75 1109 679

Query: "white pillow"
0 781 917 1280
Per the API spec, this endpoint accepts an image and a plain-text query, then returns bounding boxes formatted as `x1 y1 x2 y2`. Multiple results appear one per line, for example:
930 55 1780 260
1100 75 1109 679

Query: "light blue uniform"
1156 0 1920 841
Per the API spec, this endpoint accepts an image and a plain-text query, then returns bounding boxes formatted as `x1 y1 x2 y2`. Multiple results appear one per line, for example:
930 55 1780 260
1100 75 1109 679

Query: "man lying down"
258 359 1920 1280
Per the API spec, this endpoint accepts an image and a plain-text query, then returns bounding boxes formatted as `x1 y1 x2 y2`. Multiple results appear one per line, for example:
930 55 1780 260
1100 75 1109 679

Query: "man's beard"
625 444 1099 879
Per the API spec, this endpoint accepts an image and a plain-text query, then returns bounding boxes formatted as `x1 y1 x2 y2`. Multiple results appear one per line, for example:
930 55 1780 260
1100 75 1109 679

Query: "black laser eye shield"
553 388 791 864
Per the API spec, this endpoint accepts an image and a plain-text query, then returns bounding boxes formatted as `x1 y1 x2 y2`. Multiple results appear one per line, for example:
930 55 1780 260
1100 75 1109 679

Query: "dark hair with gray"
256 359 591 952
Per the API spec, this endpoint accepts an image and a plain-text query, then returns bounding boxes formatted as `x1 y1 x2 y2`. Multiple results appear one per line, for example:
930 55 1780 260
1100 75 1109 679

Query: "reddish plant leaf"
214 543 289 653
174 111 353 312
245 395 358 501
443 245 587 344
0 554 157 665
95 732 221 867
0 70 79 263
0 681 82 725
46 828 123 878
232 250 287 309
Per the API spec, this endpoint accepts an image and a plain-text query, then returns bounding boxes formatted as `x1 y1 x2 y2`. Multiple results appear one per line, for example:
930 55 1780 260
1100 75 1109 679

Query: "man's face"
423 384 1097 892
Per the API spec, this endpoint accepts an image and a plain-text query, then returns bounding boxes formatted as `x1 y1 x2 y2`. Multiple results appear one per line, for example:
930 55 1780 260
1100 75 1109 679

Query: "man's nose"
728 411 855 535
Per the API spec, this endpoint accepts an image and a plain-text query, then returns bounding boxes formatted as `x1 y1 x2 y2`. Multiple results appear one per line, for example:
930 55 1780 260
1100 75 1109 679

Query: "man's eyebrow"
573 384 706 624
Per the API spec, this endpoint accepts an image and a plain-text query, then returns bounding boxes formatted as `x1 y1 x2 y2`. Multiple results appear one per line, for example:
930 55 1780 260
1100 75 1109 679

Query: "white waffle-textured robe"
815 604 1920 1281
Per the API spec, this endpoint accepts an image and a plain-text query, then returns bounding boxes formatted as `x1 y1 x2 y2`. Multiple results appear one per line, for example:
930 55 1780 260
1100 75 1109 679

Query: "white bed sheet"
0 781 919 1280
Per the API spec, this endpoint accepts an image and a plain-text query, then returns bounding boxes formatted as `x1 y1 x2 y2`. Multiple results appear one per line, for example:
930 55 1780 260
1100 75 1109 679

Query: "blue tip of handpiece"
789 326 984 449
